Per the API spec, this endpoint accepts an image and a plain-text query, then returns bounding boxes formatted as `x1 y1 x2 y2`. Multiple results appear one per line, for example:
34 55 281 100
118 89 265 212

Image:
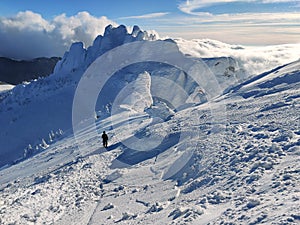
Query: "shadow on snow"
110 132 181 169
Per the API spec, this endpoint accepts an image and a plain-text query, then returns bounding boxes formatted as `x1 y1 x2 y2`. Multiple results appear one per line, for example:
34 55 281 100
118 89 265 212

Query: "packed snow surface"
0 25 299 225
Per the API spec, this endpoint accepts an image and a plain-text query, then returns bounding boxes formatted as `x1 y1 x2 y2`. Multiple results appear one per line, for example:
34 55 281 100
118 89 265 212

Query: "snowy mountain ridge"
0 24 246 168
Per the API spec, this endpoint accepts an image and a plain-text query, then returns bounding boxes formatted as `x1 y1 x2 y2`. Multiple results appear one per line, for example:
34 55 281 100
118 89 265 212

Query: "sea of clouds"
176 38 300 75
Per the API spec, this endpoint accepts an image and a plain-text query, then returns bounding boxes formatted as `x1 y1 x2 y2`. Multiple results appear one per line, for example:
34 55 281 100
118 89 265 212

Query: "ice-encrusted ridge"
54 24 157 76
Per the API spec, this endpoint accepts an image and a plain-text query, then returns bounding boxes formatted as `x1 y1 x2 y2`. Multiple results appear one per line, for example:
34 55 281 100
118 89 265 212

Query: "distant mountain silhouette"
0 57 61 85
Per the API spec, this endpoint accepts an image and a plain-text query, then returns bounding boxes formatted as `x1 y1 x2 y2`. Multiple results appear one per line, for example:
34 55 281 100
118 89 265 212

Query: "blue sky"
1 0 299 17
0 0 299 59
0 0 177 19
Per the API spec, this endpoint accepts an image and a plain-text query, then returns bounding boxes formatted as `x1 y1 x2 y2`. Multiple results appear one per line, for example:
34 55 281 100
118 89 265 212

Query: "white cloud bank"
119 12 170 19
176 38 300 75
0 11 117 59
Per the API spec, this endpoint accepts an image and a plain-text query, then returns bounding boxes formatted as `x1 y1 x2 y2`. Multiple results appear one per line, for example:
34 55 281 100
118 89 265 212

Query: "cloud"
159 22 300 45
175 38 300 75
153 9 300 45
119 12 170 19
178 0 255 15
0 11 117 60
262 0 299 2
160 11 300 24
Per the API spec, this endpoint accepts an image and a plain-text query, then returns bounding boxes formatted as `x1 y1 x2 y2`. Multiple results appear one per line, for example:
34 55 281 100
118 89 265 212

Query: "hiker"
102 131 108 148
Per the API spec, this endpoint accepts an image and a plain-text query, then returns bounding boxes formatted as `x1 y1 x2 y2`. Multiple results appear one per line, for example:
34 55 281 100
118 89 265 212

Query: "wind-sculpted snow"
227 59 300 98
111 71 153 114
53 25 156 76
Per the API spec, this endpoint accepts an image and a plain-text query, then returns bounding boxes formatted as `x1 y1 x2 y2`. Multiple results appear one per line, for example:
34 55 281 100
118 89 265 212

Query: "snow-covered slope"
0 55 299 225
0 25 246 168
